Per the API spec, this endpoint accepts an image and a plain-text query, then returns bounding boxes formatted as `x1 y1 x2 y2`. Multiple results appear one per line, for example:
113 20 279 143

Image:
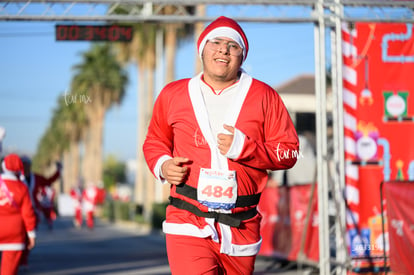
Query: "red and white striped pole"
342 23 360 232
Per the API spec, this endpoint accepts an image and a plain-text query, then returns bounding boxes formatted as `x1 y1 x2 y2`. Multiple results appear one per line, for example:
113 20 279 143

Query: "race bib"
197 168 237 210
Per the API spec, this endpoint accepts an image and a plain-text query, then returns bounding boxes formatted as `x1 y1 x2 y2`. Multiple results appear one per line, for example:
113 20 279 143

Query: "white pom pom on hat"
197 16 249 63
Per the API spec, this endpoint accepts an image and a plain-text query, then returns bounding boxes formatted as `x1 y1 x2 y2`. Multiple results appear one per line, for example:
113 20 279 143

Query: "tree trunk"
91 95 105 185
194 5 206 74
63 140 82 193
82 89 105 186
63 149 71 193
135 65 148 209
144 51 156 220
81 128 92 186
165 23 178 83
70 141 81 192
162 23 180 202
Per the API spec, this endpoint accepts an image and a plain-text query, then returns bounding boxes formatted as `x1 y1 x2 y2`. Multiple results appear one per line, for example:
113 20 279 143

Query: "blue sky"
0 20 315 161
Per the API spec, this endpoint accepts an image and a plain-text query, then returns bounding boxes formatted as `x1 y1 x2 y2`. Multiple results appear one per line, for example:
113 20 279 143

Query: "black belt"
169 196 258 227
175 184 261 208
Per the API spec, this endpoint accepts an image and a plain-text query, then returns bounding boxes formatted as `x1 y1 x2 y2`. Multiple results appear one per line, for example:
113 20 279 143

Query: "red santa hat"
197 16 249 63
1 153 25 181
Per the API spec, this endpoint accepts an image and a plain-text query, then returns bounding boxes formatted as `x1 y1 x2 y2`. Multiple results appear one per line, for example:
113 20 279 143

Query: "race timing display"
55 25 133 41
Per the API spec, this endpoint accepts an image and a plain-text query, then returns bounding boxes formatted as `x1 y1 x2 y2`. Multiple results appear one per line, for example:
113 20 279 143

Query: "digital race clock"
55 25 133 42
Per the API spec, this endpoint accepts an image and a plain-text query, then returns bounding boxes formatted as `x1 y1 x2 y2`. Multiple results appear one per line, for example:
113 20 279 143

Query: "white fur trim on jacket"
1 172 19 181
27 230 36 238
154 155 173 184
0 243 25 251
188 70 252 170
162 220 262 256
224 128 246 159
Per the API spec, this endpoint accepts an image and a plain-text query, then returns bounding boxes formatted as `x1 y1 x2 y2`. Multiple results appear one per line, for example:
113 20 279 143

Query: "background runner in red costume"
0 154 37 275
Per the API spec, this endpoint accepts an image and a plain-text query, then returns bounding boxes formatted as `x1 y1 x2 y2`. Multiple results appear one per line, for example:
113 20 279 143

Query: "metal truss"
1 0 413 23
0 0 317 23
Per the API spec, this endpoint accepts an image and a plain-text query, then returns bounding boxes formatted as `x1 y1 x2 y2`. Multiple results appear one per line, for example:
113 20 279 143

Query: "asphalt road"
12 216 316 275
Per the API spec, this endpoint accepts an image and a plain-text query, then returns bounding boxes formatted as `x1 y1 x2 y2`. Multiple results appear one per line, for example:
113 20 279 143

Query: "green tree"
60 91 88 193
103 155 127 190
32 96 71 172
72 43 128 185
110 3 196 219
32 93 88 194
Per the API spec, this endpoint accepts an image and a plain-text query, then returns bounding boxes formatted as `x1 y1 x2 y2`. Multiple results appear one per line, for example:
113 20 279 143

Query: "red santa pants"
1 250 23 275
19 236 30 266
41 207 55 228
73 207 82 227
86 211 94 229
166 234 256 275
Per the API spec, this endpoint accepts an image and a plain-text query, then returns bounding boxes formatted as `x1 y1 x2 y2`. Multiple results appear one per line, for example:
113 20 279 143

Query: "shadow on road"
9 216 315 275
19 217 169 275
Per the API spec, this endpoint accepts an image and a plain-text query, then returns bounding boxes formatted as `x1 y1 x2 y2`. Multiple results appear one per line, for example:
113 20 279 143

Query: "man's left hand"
56 161 63 171
217 124 235 155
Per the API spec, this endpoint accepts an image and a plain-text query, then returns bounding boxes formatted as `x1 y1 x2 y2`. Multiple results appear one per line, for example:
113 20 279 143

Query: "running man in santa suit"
0 154 37 275
143 16 299 274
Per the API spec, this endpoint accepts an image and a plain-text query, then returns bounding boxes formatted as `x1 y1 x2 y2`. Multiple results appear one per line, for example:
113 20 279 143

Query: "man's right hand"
161 157 190 185
27 237 36 250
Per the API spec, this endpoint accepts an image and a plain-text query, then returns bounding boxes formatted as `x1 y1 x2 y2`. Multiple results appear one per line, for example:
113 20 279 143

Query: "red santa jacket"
26 170 60 212
82 185 99 212
143 71 299 256
0 174 37 251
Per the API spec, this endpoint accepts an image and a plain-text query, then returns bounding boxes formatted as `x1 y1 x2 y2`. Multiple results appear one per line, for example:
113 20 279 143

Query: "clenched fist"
217 124 235 155
161 157 190 185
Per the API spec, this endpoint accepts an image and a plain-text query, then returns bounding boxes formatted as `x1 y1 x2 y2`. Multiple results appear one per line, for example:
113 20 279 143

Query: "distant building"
275 74 332 137
125 159 137 185
273 74 333 186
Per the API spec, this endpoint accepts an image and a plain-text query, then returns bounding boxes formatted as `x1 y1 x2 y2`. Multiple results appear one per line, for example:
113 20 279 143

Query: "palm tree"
110 3 197 219
32 93 85 193
72 43 128 185
194 5 206 74
60 92 88 193
32 97 72 193
160 5 196 83
112 17 157 216
32 124 63 173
